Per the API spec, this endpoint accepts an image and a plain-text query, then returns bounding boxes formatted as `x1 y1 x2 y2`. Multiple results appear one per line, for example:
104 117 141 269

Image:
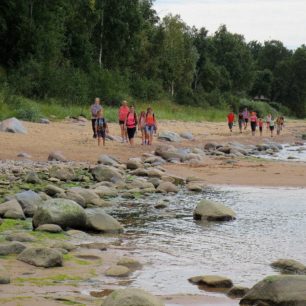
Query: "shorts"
119 120 125 125
145 125 155 134
244 118 249 123
269 126 274 131
127 127 136 139
228 122 233 130
259 127 263 132
251 121 257 132
238 119 244 129
97 129 105 138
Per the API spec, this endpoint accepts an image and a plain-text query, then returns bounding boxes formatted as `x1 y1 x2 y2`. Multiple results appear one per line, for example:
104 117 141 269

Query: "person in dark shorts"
95 110 108 146
118 100 129 142
258 117 263 136
227 111 235 133
124 105 138 146
238 111 244 133
250 111 258 136
269 117 275 137
90 97 102 138
242 108 249 129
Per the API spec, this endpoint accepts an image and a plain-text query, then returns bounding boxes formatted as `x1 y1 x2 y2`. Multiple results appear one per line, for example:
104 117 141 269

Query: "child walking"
258 117 263 136
138 111 146 145
125 105 138 146
250 111 258 136
145 107 157 145
227 111 235 133
269 117 275 137
95 110 108 146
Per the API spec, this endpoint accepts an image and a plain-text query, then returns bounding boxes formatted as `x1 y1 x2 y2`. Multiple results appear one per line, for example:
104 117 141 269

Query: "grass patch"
30 230 67 241
63 254 92 266
15 274 83 286
0 219 32 233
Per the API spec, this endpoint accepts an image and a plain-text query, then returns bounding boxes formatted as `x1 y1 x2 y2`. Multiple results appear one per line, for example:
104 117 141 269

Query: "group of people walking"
227 108 285 137
91 98 157 146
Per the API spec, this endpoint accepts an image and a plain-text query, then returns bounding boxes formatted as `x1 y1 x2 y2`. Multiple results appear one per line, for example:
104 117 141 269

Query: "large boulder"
189 275 233 288
85 208 123 233
271 259 306 274
98 155 120 167
69 187 101 206
17 247 63 268
240 275 306 305
91 165 123 183
49 166 75 181
24 172 41 184
0 199 25 220
103 288 164 306
155 145 185 162
32 198 87 230
158 131 181 142
193 200 236 221
126 158 142 170
15 190 43 217
45 184 65 197
0 118 27 134
0 242 26 256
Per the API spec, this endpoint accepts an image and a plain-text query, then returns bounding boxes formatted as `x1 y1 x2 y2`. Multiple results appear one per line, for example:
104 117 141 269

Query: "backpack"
96 118 106 131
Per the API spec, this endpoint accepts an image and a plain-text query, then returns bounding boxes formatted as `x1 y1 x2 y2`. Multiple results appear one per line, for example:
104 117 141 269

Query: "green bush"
238 98 278 118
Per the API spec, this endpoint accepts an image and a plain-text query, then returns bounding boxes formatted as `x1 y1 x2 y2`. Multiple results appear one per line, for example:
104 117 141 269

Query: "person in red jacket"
227 111 235 133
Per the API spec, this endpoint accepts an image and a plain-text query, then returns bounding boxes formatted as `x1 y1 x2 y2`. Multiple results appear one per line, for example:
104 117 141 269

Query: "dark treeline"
0 0 306 117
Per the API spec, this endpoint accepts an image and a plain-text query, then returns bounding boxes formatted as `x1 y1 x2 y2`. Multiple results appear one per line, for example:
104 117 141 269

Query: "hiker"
90 97 102 138
124 105 138 146
145 107 157 145
258 117 264 136
138 111 147 145
95 109 108 146
118 100 129 142
242 108 249 129
227 111 235 133
269 117 275 137
266 113 272 130
238 111 244 134
276 116 284 136
250 111 258 136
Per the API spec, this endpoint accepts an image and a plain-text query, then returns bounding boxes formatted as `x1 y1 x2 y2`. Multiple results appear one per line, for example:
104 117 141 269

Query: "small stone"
117 257 142 269
24 172 41 184
0 242 27 256
80 242 107 251
0 265 10 284
36 224 63 233
189 275 233 288
156 181 178 193
5 233 34 242
105 265 130 277
48 151 67 162
227 285 249 298
52 242 77 252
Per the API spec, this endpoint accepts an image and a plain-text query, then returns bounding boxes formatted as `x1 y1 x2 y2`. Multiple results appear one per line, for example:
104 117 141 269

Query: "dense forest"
0 0 306 117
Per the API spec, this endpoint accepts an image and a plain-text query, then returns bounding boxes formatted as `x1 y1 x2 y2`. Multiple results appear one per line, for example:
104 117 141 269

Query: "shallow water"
108 186 306 296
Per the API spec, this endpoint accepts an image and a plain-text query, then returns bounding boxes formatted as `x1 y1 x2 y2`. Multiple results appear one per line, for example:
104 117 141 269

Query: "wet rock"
52 242 77 252
240 275 306 306
48 151 67 162
271 259 306 274
98 155 120 167
85 208 123 233
217 146 231 154
17 247 63 268
80 242 107 251
158 131 181 142
45 184 65 197
0 242 27 255
117 257 142 269
49 166 75 181
69 187 102 206
5 233 34 242
204 142 217 151
0 265 10 284
187 182 203 192
91 165 123 183
0 199 25 220
32 198 87 230
146 168 164 179
194 200 236 221
24 172 41 184
227 286 249 298
36 224 63 233
180 131 193 140
105 265 130 277
144 156 165 166
64 190 86 207
0 118 27 134
148 177 161 188
156 181 178 193
17 152 32 159
189 275 233 288
127 178 155 190
155 145 185 162
126 158 142 170
94 186 118 198
15 190 43 217
103 288 164 306
162 175 185 186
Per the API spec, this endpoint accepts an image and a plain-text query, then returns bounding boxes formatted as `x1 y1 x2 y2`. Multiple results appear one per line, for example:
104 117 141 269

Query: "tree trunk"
98 9 104 68
171 81 174 96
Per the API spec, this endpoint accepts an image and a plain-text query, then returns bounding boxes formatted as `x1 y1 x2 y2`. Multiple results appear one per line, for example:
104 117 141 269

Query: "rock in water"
91 165 123 183
271 259 306 274
227 286 249 298
158 131 181 142
105 265 130 277
0 118 27 134
156 181 178 193
32 198 87 230
17 247 63 268
85 208 123 233
48 151 67 162
240 275 306 305
0 242 26 256
193 199 236 221
189 275 233 288
103 288 165 306
117 257 142 269
15 190 43 217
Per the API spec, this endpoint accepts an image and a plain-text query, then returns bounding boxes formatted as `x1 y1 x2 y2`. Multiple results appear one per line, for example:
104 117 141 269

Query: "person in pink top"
118 100 129 142
124 105 138 146
250 111 257 136
258 117 264 136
